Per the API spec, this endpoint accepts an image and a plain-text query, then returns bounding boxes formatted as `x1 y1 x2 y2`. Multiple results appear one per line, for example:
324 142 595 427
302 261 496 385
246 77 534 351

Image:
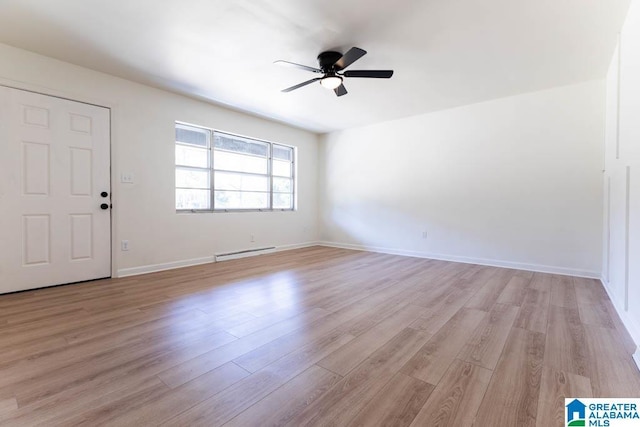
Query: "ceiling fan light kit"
276 47 394 97
319 75 343 90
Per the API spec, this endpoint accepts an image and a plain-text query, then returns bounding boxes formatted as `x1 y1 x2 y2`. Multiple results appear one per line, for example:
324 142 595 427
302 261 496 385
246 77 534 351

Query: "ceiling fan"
275 47 393 97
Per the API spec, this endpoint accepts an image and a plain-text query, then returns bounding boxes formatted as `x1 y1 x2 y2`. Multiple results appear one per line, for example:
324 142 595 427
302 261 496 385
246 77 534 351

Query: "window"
175 123 295 212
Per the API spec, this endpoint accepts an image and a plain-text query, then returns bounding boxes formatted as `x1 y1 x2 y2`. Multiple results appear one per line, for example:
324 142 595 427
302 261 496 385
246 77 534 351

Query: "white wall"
603 0 640 364
319 80 605 278
0 43 319 276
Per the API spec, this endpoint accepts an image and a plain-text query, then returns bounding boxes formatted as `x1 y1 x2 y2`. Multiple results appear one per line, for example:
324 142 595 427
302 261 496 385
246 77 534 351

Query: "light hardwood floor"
0 246 639 426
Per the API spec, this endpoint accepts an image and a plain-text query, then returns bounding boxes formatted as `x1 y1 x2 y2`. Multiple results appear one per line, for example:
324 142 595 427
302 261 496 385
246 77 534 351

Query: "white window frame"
175 122 296 212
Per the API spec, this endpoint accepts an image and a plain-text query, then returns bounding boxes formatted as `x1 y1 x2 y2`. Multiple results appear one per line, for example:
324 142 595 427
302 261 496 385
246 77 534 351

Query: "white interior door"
0 86 111 293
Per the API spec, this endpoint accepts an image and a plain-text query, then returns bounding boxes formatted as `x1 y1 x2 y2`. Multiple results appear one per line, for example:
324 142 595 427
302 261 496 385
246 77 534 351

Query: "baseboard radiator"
215 247 276 262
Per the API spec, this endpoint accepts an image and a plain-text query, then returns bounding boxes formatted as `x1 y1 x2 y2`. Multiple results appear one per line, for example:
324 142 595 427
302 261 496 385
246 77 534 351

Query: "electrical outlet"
121 240 130 251
422 231 428 239
250 234 255 242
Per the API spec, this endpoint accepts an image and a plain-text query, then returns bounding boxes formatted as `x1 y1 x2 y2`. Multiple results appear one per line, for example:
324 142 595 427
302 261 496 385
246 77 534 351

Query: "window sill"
176 209 296 214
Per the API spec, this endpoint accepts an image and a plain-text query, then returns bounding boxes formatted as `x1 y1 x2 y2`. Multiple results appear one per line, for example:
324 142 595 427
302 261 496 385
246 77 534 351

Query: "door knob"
100 203 109 210
101 191 109 198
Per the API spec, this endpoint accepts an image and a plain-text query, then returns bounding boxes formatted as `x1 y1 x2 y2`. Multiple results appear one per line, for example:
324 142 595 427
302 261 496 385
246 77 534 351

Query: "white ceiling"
0 0 630 133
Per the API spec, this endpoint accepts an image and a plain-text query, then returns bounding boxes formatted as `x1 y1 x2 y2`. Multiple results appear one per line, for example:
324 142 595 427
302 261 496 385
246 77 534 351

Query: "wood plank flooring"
0 246 639 426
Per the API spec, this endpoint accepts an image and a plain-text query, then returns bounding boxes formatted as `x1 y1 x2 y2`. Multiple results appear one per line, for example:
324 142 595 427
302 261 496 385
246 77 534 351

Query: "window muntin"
175 123 295 212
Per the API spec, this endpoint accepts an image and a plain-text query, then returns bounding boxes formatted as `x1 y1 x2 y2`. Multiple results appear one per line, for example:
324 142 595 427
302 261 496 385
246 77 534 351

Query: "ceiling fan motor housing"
317 51 344 72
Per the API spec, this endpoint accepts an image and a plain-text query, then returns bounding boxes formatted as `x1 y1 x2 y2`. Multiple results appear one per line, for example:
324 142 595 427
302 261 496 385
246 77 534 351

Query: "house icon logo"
566 399 586 426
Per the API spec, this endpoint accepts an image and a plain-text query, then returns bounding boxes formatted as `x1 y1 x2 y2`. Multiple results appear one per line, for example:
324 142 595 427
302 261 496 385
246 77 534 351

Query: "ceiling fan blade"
281 77 322 92
334 47 367 70
343 70 394 78
334 84 348 97
274 60 322 73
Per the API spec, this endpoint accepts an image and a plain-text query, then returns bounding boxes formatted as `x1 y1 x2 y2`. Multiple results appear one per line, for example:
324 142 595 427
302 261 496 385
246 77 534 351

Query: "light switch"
121 172 134 183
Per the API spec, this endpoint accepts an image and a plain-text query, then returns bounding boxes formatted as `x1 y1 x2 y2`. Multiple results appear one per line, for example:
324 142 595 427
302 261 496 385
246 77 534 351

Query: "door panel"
23 142 50 195
70 147 93 196
0 86 111 293
22 215 50 265
70 214 93 260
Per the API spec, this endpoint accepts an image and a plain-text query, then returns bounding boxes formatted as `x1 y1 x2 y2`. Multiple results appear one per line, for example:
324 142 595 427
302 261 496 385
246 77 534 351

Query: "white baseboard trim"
115 241 320 277
317 241 600 279
271 241 320 253
600 278 640 367
117 256 216 278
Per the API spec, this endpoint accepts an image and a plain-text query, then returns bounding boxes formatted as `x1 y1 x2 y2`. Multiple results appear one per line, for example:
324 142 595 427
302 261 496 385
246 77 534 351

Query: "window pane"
214 191 268 210
176 168 210 189
273 193 292 210
215 171 268 192
214 150 268 174
176 145 208 168
176 189 210 210
176 125 209 147
214 133 268 157
273 159 292 177
273 145 292 161
273 177 291 193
